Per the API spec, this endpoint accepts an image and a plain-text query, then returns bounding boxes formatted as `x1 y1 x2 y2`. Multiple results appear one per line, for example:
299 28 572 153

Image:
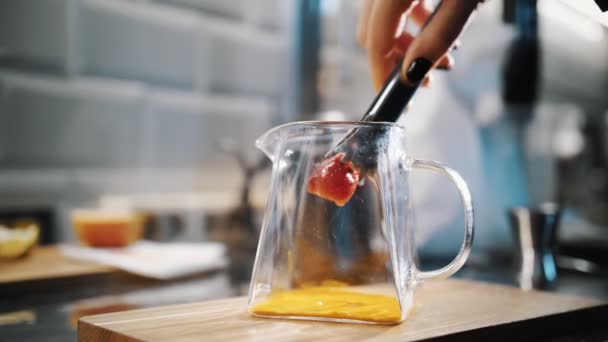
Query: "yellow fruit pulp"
251 283 402 324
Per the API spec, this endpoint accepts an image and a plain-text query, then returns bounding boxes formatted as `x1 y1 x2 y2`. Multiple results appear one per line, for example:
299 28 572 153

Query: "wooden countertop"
0 246 116 284
79 279 608 341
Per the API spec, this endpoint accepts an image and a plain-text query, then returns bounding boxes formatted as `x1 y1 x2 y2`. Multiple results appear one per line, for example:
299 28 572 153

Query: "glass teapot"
248 121 473 324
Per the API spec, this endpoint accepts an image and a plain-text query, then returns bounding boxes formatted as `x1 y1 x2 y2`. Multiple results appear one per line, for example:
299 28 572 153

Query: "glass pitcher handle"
408 158 474 282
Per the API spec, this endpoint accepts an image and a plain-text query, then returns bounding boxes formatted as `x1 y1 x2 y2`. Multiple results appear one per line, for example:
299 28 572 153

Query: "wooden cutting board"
0 246 116 284
78 279 608 341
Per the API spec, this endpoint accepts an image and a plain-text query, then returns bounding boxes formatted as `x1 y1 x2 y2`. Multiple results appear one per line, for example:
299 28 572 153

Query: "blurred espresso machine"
489 0 608 287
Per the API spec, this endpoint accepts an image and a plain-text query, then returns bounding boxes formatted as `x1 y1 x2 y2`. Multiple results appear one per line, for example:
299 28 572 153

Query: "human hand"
357 0 484 90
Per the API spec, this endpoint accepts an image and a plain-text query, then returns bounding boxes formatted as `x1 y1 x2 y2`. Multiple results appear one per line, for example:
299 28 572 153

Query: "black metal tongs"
323 2 441 177
323 58 424 176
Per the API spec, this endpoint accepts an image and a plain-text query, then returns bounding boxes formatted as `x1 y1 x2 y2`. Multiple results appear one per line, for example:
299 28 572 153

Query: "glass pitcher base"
249 285 404 324
249 312 404 325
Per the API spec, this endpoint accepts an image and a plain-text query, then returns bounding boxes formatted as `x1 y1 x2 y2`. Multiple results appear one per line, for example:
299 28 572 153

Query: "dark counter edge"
421 304 608 342
79 319 141 342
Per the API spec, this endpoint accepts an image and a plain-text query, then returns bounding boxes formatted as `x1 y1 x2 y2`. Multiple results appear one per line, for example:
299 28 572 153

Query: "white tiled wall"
0 70 146 167
0 69 274 168
200 17 288 96
318 0 374 117
0 0 289 94
79 0 207 88
242 0 286 29
142 88 273 166
0 0 289 215
156 0 286 29
0 0 79 72
156 0 245 19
